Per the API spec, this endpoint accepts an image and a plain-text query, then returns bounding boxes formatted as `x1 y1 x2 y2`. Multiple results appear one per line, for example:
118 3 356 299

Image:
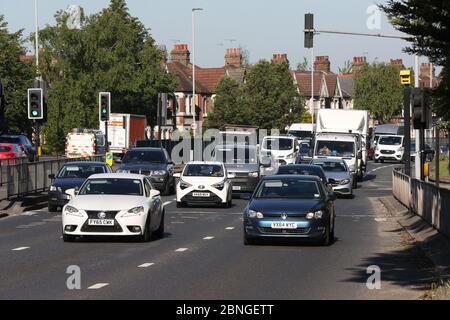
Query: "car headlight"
306 210 324 220
64 205 83 217
152 170 167 176
286 153 296 159
340 179 350 185
50 186 62 192
122 206 145 217
248 172 259 178
248 210 264 219
180 180 192 190
212 181 225 190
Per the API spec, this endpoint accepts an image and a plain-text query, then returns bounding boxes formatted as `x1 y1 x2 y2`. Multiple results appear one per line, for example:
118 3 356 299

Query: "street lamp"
192 7 203 137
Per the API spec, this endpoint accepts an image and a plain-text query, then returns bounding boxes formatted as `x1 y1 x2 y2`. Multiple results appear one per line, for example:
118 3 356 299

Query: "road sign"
106 152 113 167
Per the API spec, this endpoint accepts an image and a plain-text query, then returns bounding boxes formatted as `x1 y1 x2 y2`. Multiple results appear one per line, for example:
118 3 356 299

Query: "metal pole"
34 0 39 75
403 86 411 176
315 29 412 40
414 55 421 180
311 47 314 127
192 10 196 136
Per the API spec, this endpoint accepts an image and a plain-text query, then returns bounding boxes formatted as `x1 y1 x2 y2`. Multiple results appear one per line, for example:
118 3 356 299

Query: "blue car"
243 175 336 246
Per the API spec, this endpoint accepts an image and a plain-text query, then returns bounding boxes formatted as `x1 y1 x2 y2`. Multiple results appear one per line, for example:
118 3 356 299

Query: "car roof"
87 173 145 180
262 174 321 182
129 147 166 152
64 161 108 166
312 158 345 163
215 144 257 149
280 164 322 170
186 161 224 166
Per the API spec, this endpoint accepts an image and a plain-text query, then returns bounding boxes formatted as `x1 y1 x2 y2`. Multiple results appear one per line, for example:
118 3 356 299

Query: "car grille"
129 169 152 175
259 227 311 235
380 150 395 154
81 211 122 233
232 172 249 178
262 213 306 218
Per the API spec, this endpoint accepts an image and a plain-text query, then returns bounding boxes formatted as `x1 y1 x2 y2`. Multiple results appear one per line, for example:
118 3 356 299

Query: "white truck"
99 113 147 158
287 123 316 143
314 109 369 185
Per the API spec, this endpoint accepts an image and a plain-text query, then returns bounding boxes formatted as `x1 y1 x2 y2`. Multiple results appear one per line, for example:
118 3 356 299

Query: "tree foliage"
0 15 35 135
39 0 175 152
296 57 310 72
353 63 403 123
338 60 353 74
381 0 450 121
208 60 304 130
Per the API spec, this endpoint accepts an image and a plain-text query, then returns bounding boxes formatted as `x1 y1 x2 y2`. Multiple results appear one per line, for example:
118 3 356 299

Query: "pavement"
0 162 439 299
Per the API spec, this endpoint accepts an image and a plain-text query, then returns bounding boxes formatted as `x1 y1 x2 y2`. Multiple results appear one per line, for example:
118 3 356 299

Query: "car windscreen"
214 147 258 164
57 165 107 179
79 178 143 196
277 167 323 179
263 138 293 151
316 141 355 157
0 137 20 144
0 146 11 152
254 179 322 199
312 161 347 172
379 136 402 145
184 164 224 177
122 150 166 164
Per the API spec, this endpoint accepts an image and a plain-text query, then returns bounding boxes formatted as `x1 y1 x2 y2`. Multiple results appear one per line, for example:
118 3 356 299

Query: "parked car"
0 143 26 163
242 175 336 246
62 173 164 242
0 134 36 162
311 158 355 196
117 147 175 195
48 162 112 212
174 161 234 208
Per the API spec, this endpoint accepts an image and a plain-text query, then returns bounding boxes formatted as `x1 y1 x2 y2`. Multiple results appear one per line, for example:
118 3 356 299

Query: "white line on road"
367 165 397 175
225 227 235 230
138 263 155 268
203 236 215 240
163 201 173 206
171 221 185 224
175 248 188 252
180 216 199 219
88 283 109 290
12 247 30 251
375 218 387 222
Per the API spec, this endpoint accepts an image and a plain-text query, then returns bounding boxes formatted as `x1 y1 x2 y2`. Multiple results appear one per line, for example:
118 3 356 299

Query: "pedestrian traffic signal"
99 92 111 122
304 13 314 48
27 88 44 120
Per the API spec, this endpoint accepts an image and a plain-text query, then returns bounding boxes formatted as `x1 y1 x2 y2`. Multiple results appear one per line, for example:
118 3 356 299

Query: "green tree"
353 63 403 123
296 57 310 72
381 0 450 122
338 60 352 74
39 0 175 153
0 15 35 135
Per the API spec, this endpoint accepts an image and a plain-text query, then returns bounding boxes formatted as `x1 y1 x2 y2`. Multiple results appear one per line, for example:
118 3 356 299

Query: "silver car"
310 158 354 197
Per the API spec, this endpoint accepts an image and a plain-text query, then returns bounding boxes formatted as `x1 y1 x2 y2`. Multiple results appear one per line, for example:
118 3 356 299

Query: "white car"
375 135 404 163
174 162 234 208
62 173 164 242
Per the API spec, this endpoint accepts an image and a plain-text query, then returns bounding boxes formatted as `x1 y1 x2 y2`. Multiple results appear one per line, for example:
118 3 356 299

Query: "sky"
0 0 431 72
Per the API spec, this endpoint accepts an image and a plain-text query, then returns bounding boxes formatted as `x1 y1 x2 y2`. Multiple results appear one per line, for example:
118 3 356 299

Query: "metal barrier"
393 167 450 238
0 155 105 201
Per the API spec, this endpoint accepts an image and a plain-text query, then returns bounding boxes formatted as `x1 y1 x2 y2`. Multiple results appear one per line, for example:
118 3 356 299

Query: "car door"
145 178 162 230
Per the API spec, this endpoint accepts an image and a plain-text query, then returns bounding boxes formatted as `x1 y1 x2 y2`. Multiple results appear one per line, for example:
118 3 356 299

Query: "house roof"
294 71 323 97
338 76 354 98
195 67 227 92
324 74 338 97
167 61 209 93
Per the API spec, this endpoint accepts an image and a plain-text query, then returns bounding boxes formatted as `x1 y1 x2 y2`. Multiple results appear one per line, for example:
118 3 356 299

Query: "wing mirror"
48 174 56 180
173 173 181 178
150 189 161 198
65 188 78 199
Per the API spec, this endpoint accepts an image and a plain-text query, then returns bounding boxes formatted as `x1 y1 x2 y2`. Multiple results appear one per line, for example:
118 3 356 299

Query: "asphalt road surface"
0 162 434 299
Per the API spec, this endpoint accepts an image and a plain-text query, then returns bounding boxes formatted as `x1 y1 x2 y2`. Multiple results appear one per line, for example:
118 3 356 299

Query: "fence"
0 155 105 201
393 167 450 238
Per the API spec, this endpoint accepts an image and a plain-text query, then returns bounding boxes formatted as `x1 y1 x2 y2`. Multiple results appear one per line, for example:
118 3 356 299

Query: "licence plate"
88 219 114 226
192 192 210 197
271 222 297 229
232 186 241 191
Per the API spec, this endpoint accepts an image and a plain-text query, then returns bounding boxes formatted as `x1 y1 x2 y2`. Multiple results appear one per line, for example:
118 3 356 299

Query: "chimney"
225 48 242 68
272 53 289 64
352 56 367 73
390 59 404 68
420 62 435 78
170 44 190 66
314 56 331 73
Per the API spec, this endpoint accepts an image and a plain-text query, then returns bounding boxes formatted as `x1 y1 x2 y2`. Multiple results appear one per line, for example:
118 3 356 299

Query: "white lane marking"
12 247 30 251
88 283 109 290
375 218 387 222
138 263 155 268
225 227 235 230
367 165 397 175
175 248 188 252
171 221 185 224
21 211 39 216
203 236 215 240
180 216 199 219
163 201 173 206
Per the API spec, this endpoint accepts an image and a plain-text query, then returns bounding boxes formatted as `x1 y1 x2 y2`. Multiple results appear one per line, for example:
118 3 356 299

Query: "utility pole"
400 70 412 176
34 0 41 160
192 8 203 138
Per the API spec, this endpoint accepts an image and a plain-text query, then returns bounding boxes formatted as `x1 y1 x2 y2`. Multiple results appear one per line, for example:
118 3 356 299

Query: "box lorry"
65 129 106 158
314 109 369 184
287 123 315 143
99 113 147 158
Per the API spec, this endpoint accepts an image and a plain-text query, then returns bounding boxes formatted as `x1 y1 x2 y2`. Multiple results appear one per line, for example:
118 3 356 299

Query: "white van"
374 135 404 163
261 135 298 165
65 129 106 158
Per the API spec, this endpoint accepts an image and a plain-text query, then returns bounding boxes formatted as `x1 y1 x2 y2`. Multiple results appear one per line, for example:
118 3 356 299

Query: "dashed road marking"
138 263 155 268
367 165 397 175
203 236 215 240
375 218 387 222
175 248 188 252
225 227 235 230
88 283 109 290
171 221 185 224
180 216 199 219
12 247 30 251
163 201 173 206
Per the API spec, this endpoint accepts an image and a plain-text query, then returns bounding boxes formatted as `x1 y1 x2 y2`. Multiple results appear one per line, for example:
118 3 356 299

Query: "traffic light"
304 13 314 48
412 88 432 129
28 88 44 120
99 92 111 122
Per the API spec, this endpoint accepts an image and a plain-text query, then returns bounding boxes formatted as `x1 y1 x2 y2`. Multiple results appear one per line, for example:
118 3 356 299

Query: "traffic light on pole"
304 13 314 48
28 88 44 120
99 92 111 122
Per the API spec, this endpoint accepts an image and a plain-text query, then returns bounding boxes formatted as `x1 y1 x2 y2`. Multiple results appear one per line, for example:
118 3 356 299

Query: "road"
0 162 435 300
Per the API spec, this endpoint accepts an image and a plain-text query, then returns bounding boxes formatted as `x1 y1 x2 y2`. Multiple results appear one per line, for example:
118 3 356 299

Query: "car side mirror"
173 173 181 178
65 188 77 199
48 174 56 180
150 189 160 198
227 173 236 179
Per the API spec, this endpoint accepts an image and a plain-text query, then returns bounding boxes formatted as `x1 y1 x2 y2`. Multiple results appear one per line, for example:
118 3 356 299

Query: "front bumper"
244 217 327 239
375 151 403 161
62 209 147 237
229 175 259 193
177 185 229 204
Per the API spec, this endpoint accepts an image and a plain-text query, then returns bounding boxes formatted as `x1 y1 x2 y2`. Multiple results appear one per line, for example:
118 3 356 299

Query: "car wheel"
244 234 258 246
62 233 76 242
374 159 379 163
330 219 335 242
321 225 331 246
170 181 176 195
140 216 152 242
48 204 57 212
153 211 165 239
162 181 171 196
380 159 384 163
227 198 233 208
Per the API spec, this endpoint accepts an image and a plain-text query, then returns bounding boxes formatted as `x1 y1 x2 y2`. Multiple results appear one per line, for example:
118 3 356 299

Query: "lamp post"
192 8 203 137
